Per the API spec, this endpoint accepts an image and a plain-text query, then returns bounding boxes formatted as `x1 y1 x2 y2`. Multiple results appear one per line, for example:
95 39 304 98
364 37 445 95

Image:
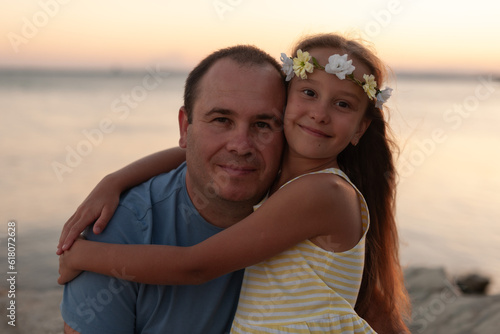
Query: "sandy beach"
1 227 499 334
1 228 63 334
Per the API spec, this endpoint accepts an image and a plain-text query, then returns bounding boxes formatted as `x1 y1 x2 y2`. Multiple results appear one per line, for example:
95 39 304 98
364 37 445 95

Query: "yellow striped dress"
230 168 376 333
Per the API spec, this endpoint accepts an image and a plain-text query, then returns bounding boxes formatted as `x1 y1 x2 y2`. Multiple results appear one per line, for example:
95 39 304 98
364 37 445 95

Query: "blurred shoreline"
1 66 499 81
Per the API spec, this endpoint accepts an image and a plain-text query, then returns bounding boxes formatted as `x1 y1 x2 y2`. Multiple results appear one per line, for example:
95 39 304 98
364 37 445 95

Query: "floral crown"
280 49 392 108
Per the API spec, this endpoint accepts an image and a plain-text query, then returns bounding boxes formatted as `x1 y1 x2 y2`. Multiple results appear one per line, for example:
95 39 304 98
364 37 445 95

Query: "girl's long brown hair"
292 33 411 329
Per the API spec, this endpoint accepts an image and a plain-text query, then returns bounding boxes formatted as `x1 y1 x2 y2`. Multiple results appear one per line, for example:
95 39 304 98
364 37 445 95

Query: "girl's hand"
58 240 84 284
56 174 120 255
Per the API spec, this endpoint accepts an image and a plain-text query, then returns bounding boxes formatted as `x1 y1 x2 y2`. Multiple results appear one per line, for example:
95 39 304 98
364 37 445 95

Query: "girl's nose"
310 103 329 123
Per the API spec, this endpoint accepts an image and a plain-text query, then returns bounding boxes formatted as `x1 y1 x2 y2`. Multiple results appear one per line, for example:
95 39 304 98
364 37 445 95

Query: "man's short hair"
183 45 285 122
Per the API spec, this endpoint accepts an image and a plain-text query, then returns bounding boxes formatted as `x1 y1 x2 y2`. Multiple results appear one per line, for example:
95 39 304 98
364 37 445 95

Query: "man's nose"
226 126 255 156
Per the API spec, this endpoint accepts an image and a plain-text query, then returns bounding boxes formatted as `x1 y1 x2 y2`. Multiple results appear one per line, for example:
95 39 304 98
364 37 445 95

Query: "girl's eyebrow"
336 90 363 100
301 78 363 100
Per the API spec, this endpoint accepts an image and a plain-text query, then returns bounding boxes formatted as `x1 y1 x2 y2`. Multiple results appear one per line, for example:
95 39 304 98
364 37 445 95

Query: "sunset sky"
1 0 499 74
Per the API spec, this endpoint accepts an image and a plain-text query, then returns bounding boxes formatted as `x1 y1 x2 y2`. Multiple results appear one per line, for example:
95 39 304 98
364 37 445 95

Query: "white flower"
280 53 294 81
375 87 393 108
324 54 355 80
292 50 314 79
362 74 377 100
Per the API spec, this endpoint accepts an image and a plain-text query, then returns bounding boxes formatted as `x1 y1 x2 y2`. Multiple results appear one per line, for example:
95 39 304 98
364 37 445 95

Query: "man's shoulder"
120 163 187 216
85 164 189 244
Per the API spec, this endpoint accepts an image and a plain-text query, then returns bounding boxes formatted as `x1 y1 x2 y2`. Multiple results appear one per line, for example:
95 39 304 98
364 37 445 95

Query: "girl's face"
284 47 372 165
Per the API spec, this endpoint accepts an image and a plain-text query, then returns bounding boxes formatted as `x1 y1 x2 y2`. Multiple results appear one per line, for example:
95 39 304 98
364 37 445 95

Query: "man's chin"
218 188 265 205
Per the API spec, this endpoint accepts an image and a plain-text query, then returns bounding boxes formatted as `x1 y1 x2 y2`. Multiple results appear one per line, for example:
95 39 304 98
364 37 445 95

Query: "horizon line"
0 66 499 81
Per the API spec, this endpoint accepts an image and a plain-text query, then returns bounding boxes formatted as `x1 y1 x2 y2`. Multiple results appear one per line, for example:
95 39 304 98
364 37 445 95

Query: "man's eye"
303 89 315 97
255 121 271 129
213 117 229 123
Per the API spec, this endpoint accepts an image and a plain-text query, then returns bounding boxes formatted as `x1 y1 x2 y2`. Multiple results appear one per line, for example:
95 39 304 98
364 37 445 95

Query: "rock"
404 267 500 334
456 273 490 294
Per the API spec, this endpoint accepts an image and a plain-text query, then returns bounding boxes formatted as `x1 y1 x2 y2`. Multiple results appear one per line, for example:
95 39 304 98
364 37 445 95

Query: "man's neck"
196 199 255 229
185 183 257 229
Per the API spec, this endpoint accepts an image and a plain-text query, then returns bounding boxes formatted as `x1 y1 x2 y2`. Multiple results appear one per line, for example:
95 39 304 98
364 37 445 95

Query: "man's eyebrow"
255 113 280 121
204 108 233 117
204 109 282 123
252 113 283 127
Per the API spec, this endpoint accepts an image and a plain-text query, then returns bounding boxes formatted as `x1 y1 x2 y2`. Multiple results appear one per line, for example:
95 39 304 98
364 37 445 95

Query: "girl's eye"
336 101 350 109
303 89 316 97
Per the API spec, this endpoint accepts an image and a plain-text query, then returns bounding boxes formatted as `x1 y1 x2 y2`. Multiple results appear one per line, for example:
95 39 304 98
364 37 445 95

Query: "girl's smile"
298 123 331 138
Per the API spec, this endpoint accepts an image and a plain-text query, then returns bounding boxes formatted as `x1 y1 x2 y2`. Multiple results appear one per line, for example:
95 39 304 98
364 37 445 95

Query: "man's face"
179 58 285 212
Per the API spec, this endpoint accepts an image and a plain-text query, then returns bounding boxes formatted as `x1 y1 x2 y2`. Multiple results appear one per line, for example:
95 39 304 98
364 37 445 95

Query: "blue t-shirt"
61 163 244 334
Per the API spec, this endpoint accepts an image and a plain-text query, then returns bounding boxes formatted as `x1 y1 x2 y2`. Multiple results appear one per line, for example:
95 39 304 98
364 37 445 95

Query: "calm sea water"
1 69 499 292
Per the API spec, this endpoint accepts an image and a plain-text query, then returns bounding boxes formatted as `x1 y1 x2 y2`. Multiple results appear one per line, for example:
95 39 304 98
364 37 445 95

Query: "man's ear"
351 118 371 146
178 106 189 149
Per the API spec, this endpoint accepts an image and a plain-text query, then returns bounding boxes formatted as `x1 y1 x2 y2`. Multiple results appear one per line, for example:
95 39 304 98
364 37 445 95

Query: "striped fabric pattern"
230 168 376 333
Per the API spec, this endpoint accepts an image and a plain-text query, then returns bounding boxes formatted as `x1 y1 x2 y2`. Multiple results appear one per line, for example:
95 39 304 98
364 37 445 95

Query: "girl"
58 33 410 333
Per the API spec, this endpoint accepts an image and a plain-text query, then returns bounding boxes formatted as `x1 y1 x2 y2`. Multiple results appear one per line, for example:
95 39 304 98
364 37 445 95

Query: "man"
60 45 286 333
